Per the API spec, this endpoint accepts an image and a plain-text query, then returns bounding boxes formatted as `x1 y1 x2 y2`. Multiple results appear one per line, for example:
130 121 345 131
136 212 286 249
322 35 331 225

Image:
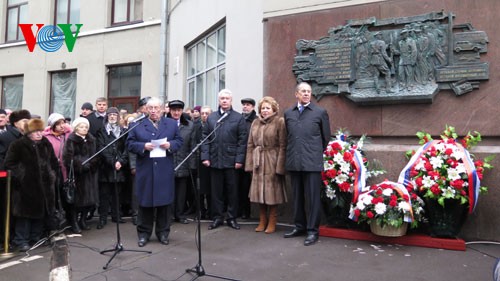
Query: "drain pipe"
159 0 169 103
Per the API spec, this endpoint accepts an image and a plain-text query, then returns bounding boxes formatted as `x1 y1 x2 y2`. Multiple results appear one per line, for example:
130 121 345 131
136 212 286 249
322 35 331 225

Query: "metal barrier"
0 170 14 258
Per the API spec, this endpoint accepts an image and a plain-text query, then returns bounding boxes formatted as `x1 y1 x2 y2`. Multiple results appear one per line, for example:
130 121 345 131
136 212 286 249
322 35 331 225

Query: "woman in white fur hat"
62 117 99 233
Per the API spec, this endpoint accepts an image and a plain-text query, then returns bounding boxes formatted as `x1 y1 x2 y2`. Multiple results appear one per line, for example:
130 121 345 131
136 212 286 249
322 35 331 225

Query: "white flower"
430 156 444 169
361 194 373 205
374 203 387 215
323 162 334 170
325 187 336 200
382 188 393 196
455 163 466 174
356 200 366 210
447 168 461 181
443 187 456 198
335 173 349 184
451 150 464 161
415 159 426 171
339 162 351 173
398 201 411 212
422 175 436 188
333 153 345 164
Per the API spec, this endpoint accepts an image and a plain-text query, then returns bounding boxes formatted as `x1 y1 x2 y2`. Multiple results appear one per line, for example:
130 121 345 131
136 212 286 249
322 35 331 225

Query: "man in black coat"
86 97 108 137
283 82 331 246
201 89 247 230
238 98 257 219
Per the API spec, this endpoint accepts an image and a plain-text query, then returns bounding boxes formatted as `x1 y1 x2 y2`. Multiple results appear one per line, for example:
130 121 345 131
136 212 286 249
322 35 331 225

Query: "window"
186 25 226 109
1 76 24 110
112 0 143 26
6 0 28 42
55 0 80 26
51 71 77 120
108 64 142 112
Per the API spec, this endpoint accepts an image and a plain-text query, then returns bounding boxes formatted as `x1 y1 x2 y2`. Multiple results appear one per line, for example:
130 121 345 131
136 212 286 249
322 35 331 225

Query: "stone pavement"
0 217 499 281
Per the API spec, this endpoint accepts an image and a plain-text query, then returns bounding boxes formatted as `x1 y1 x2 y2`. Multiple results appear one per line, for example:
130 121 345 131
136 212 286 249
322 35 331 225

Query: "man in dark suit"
238 98 257 219
201 89 247 230
283 82 331 246
127 97 183 247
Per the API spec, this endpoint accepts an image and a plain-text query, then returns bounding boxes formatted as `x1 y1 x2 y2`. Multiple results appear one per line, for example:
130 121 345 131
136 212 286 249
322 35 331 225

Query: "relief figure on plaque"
425 22 446 66
354 30 372 79
396 29 418 90
414 28 432 84
369 32 393 93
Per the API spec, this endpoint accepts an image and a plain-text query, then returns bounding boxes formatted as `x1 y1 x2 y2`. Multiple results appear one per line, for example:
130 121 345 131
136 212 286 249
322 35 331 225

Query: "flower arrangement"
350 180 414 228
399 125 494 213
321 129 385 208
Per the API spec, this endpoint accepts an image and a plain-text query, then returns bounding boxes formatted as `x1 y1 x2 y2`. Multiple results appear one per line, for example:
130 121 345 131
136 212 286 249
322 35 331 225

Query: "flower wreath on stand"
398 125 494 237
349 180 414 235
321 129 385 228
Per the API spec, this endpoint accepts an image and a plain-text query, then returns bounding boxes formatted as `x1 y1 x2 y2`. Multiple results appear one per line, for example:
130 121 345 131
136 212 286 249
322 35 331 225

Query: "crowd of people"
0 81 331 251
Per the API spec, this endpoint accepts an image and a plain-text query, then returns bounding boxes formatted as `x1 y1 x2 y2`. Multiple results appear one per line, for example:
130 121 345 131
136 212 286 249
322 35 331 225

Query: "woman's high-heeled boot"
255 204 268 232
265 205 277 234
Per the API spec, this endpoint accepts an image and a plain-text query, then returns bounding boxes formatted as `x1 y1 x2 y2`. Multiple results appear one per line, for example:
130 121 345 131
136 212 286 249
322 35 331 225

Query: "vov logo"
18 24 83 52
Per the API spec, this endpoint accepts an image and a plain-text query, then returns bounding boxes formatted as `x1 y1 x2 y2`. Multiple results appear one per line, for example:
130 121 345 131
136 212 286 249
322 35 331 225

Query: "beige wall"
167 0 263 112
0 0 162 119
263 0 386 18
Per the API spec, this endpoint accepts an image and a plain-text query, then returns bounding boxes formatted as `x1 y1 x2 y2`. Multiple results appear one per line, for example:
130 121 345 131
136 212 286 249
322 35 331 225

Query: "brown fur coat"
245 114 287 205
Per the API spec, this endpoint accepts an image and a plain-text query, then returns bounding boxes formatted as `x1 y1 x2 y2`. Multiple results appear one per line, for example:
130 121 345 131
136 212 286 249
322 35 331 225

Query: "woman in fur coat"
245 96 287 234
4 119 59 251
63 117 99 233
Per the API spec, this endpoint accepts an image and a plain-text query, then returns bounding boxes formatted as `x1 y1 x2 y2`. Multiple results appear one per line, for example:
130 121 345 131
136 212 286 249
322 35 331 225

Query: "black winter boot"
70 208 82 234
96 216 107 229
79 211 91 230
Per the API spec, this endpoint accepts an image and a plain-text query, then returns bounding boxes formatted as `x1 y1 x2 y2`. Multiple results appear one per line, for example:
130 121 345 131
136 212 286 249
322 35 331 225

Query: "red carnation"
331 142 342 151
354 209 361 217
366 211 374 219
339 182 351 192
343 151 353 162
445 148 453 156
389 200 397 207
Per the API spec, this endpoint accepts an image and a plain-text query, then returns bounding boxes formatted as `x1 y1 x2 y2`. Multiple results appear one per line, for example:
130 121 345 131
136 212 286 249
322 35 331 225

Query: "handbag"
47 160 67 231
63 159 75 204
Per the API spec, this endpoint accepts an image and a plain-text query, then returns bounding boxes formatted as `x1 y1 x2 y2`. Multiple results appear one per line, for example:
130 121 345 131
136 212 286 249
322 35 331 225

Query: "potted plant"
399 125 494 237
350 180 418 237
321 129 385 228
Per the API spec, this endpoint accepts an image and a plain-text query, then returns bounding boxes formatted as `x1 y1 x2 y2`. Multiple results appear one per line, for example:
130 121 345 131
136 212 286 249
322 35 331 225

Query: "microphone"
132 113 149 123
216 112 229 123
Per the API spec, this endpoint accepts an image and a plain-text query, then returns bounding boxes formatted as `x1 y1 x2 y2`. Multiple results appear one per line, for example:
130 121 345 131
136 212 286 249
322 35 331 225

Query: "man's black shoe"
304 234 319 246
283 228 306 238
158 235 169 245
227 219 240 230
111 218 126 223
208 219 223 230
138 237 148 247
175 218 189 224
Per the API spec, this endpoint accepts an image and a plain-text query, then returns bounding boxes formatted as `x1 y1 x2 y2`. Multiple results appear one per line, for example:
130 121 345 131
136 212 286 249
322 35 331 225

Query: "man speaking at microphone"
201 89 247 230
127 97 183 247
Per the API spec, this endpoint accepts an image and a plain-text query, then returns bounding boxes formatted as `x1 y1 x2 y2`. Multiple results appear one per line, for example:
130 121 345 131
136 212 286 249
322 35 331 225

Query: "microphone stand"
83 118 152 270
175 120 240 281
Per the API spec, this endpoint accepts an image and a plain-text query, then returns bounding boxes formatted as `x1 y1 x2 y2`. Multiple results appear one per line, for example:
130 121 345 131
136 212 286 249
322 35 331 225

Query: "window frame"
1 75 24 110
54 0 80 26
111 0 143 27
186 24 226 109
50 70 78 120
5 0 28 42
107 63 142 112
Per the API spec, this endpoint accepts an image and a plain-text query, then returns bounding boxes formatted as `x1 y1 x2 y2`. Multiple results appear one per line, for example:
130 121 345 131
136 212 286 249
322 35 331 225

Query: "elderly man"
283 82 331 246
127 97 183 247
239 98 257 219
201 89 247 230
